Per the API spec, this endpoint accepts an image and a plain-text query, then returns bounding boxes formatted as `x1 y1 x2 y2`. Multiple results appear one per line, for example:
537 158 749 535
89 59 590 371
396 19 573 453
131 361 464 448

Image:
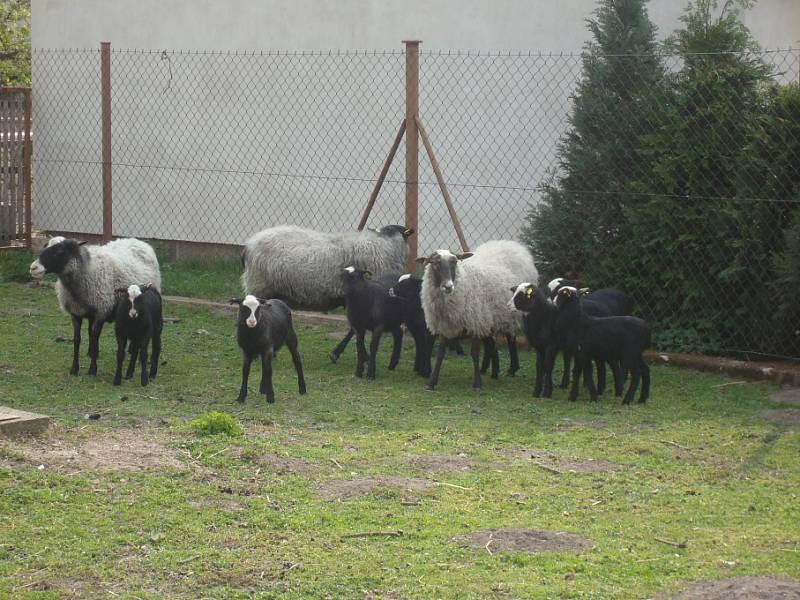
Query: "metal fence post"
100 41 112 242
23 89 31 249
403 40 420 271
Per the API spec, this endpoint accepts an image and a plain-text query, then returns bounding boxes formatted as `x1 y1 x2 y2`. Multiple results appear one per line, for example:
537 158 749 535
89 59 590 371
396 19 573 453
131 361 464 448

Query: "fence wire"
30 47 800 360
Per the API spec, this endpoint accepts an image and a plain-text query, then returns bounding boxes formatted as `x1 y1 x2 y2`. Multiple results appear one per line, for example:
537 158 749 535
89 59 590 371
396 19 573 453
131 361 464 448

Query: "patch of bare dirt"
497 448 621 473
325 330 351 340
770 388 800 407
452 528 592 554
756 409 800 427
661 576 800 599
405 454 497 473
251 453 318 475
316 476 434 500
0 425 185 472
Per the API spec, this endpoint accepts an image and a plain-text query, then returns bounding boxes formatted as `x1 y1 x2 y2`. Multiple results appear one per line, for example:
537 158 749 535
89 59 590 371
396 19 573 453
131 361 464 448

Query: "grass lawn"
1 255 799 599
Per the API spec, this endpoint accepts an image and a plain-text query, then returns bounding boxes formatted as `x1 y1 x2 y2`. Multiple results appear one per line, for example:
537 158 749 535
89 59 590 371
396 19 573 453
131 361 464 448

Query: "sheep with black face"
112 283 163 387
29 237 161 376
231 295 306 404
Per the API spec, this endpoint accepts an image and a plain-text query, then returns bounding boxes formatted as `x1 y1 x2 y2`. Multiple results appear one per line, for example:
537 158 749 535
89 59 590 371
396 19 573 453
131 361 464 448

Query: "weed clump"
189 411 243 436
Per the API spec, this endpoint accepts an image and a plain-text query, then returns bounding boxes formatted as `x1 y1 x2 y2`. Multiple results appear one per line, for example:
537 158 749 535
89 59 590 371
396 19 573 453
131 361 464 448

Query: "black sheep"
231 295 306 404
341 267 404 380
554 286 651 404
112 283 163 387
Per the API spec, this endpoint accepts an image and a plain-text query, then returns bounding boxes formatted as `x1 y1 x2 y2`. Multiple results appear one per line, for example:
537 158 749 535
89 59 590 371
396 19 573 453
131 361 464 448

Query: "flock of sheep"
28 224 651 405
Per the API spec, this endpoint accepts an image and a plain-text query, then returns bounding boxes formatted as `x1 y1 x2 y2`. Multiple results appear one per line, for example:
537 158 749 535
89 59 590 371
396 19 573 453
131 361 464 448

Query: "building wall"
30 1 800 252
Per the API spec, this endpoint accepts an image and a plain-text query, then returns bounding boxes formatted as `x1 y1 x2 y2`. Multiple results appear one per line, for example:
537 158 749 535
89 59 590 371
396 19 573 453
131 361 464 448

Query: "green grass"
3 249 243 301
0 271 799 598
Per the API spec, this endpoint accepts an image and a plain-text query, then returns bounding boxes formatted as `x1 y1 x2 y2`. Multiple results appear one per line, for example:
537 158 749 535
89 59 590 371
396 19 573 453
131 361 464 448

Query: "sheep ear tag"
579 287 591 295
526 287 534 298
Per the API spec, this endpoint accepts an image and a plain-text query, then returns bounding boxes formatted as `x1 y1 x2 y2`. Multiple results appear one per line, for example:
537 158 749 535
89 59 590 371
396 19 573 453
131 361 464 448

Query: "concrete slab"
0 407 50 436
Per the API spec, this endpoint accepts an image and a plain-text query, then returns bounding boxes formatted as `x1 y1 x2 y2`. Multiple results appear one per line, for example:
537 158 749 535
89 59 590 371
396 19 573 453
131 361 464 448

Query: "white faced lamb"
341 267 405 380
554 286 651 404
112 284 162 387
29 237 161 376
231 296 307 404
240 224 412 363
418 240 538 390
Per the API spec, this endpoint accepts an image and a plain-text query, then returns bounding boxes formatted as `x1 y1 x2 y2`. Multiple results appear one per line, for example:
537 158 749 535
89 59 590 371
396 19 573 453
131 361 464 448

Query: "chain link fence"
30 46 800 360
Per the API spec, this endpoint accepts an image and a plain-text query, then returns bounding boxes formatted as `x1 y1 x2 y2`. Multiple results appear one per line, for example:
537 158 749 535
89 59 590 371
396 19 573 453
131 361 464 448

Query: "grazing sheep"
29 237 161 376
240 225 413 311
112 284 163 387
341 267 404 379
554 286 651 404
231 295 306 404
418 240 538 390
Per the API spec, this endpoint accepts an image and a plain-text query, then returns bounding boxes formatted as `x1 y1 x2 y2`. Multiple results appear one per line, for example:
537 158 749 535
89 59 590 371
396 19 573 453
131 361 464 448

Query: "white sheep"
241 224 412 311
418 240 538 390
30 237 161 376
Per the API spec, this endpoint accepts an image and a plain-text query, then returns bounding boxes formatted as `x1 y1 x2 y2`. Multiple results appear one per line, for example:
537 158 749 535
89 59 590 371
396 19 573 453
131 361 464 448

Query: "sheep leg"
387 327 403 371
542 345 558 398
69 315 82 375
329 329 354 363
622 357 640 405
87 319 105 376
125 340 139 379
560 351 572 389
506 334 520 376
426 336 449 391
139 335 150 387
149 332 161 380
480 337 492 374
261 353 275 404
86 316 95 357
611 360 624 397
596 359 606 395
584 360 598 402
112 335 127 386
416 331 433 378
367 326 384 380
568 356 582 401
355 330 368 378
470 337 483 390
533 346 544 398
448 339 464 355
638 357 650 404
286 330 307 395
236 355 253 403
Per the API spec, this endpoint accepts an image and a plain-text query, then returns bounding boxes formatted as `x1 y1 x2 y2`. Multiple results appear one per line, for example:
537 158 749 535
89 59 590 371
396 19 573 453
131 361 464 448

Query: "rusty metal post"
23 89 32 249
416 117 469 253
358 120 406 231
100 42 112 242
403 40 420 272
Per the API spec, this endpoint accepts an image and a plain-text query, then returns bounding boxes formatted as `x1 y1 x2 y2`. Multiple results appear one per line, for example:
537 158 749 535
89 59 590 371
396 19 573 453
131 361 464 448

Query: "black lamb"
341 266 404 380
231 295 307 404
112 283 163 387
554 286 651 404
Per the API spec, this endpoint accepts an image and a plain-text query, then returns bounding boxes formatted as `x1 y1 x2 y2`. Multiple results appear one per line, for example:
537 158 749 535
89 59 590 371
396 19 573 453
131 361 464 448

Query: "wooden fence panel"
0 88 31 249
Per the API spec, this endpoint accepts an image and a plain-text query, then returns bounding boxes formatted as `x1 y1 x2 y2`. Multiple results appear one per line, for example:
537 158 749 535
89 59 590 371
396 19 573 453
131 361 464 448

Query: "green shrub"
189 411 243 436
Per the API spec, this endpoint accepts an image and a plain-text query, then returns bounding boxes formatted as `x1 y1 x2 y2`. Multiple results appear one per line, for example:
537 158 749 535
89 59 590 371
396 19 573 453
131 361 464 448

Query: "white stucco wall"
30 1 800 250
